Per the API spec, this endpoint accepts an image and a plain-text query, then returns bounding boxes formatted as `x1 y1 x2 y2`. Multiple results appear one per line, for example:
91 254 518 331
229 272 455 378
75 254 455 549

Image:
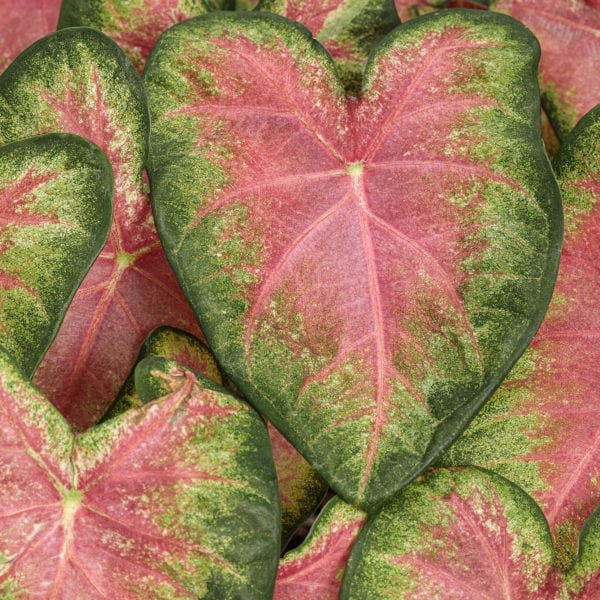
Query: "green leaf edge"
0 133 113 378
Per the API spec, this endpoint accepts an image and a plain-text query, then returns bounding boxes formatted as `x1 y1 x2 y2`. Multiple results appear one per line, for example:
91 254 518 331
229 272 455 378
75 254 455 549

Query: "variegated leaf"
146 11 561 510
58 0 234 72
274 496 367 599
440 104 600 568
490 0 600 140
0 349 280 598
258 0 400 94
0 134 111 377
0 27 202 429
340 467 556 599
104 325 328 546
103 326 222 420
0 0 60 73
560 507 600 598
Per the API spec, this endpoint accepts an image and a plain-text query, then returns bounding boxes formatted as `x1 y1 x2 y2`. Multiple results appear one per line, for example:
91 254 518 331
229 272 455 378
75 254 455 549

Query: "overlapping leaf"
0 134 111 377
0 0 60 73
147 11 561 510
274 496 366 599
394 0 488 21
258 0 400 93
490 0 600 140
440 105 600 567
341 467 553 598
0 349 280 598
341 467 600 598
0 27 202 429
58 0 234 72
104 325 328 546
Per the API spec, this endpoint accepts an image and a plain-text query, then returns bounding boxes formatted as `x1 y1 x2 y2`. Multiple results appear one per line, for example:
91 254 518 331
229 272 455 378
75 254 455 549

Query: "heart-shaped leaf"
340 467 556 598
439 104 600 568
146 10 562 510
0 134 112 377
274 496 366 599
490 0 600 140
0 0 60 73
58 0 234 72
0 27 202 429
258 0 400 94
104 325 328 546
0 349 280 597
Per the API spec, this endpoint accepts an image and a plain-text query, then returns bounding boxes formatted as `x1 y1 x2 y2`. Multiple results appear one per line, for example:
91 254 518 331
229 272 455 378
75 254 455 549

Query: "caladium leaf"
58 0 234 72
0 349 280 598
0 0 60 73
439 104 600 568
274 496 366 599
340 467 556 599
103 326 222 420
267 422 329 546
490 0 600 140
104 325 328 546
394 0 489 20
258 0 400 94
561 506 600 598
0 133 111 378
146 10 562 511
0 27 202 429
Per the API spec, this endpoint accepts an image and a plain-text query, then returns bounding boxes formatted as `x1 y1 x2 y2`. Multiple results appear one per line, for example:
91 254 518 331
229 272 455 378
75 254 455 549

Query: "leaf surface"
58 0 234 72
0 0 60 73
274 496 366 599
440 105 600 567
0 27 202 429
0 134 112 377
104 325 328 546
340 467 556 599
146 11 561 510
258 0 400 93
490 0 600 139
0 350 280 598
394 0 489 20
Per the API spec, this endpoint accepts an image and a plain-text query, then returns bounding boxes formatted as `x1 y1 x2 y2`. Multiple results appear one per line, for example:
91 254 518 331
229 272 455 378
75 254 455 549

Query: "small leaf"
274 496 367 599
340 467 555 599
258 0 400 94
147 11 561 510
0 0 60 73
490 0 600 139
58 0 235 72
439 105 600 568
0 350 280 598
0 134 112 377
0 27 202 429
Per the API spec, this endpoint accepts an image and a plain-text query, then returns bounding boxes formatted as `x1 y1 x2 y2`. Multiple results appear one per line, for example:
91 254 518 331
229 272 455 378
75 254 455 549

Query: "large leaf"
490 0 600 140
0 27 202 429
0 349 280 597
58 0 234 72
146 11 561 510
104 325 328 546
0 134 111 377
440 104 600 568
274 496 366 599
0 0 60 73
258 0 400 94
341 466 556 598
